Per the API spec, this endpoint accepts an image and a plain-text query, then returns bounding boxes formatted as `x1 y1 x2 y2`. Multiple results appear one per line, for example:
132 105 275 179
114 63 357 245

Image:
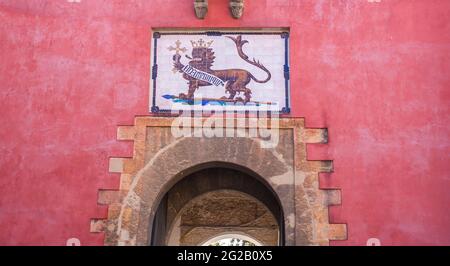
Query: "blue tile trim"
150 31 291 114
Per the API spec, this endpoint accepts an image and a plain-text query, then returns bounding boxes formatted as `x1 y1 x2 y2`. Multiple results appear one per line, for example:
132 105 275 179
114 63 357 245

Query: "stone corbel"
194 0 208 19
230 0 244 19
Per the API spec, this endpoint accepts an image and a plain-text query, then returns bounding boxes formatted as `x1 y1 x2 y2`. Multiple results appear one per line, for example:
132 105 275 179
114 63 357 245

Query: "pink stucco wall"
0 0 449 245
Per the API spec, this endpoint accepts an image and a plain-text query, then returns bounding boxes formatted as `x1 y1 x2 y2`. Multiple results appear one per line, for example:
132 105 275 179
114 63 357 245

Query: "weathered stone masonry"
90 117 346 246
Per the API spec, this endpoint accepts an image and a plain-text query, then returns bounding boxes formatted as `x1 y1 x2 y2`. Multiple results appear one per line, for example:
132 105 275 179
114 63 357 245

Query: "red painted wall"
0 0 449 246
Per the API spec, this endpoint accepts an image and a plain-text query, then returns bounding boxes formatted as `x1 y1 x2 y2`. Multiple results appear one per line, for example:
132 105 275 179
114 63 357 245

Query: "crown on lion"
190 38 213 48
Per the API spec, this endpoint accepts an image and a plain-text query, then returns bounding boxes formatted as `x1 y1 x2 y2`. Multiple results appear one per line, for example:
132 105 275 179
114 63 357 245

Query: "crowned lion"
172 35 271 104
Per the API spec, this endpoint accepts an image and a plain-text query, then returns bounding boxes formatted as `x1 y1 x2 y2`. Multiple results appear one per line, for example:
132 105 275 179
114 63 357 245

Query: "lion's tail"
226 35 272 83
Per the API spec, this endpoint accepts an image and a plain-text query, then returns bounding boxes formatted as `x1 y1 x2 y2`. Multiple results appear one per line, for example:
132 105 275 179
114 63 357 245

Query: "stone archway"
129 135 294 246
153 167 283 246
91 117 346 246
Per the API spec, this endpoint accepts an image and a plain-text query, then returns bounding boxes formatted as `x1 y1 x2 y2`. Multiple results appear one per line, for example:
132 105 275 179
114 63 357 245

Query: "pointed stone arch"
90 117 346 246
155 168 284 246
